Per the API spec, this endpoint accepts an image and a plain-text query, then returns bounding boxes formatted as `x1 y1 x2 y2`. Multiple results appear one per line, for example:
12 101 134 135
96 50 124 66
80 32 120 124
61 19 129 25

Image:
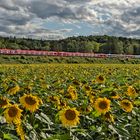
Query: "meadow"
0 64 140 140
1 55 140 64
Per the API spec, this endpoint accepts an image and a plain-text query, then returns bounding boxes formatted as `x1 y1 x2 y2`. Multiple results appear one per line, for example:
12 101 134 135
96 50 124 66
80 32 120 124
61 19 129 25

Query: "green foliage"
0 35 139 54
0 64 140 139
1 55 140 64
0 55 140 64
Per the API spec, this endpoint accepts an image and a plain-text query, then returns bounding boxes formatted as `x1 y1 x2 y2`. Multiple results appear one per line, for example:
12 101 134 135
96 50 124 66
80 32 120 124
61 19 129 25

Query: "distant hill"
0 35 140 54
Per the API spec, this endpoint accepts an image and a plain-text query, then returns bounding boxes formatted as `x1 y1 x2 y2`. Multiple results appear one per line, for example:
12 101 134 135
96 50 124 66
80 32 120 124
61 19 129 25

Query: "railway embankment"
0 55 140 64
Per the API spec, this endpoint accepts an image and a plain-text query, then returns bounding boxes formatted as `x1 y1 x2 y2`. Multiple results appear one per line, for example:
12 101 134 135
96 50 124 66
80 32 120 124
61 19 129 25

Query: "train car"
93 53 108 58
0 49 5 54
133 55 140 58
0 49 138 59
0 49 10 54
108 54 135 58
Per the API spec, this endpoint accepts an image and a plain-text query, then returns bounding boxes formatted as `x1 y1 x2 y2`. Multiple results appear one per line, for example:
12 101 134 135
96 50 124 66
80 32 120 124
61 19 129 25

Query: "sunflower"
96 75 105 83
127 86 137 98
120 99 133 112
7 84 20 95
104 112 114 123
89 95 95 104
16 124 25 140
72 80 81 86
1 80 8 89
57 99 67 110
67 85 75 93
59 107 80 127
67 85 77 100
94 98 110 114
69 90 77 100
24 84 33 92
86 90 95 97
85 105 93 113
82 85 92 92
48 95 60 105
0 96 10 108
37 96 43 105
59 89 65 94
20 94 40 112
4 104 22 124
110 91 120 99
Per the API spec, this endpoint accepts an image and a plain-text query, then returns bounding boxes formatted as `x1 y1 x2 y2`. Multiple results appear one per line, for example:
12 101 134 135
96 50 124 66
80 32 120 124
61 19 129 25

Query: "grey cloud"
0 14 32 25
0 4 19 11
0 0 34 26
0 19 71 40
0 0 19 11
0 25 11 33
104 18 140 38
89 1 140 38
0 0 30 11
28 0 65 19
0 0 140 39
28 0 96 21
121 6 140 24
65 0 92 4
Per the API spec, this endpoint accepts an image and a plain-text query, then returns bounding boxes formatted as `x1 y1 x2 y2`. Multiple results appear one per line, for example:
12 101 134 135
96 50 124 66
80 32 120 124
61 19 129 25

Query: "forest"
0 35 140 54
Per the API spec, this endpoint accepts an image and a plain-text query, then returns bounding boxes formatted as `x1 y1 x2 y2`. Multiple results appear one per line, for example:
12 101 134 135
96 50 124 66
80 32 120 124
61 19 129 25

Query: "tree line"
0 35 140 54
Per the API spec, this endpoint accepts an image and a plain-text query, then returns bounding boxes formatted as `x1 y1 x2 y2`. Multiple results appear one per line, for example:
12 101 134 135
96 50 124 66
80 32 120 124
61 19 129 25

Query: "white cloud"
0 0 139 39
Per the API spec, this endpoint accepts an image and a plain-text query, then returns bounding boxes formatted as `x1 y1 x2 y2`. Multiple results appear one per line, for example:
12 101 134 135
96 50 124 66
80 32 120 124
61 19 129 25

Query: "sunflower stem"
69 127 72 137
31 113 35 127
69 127 74 140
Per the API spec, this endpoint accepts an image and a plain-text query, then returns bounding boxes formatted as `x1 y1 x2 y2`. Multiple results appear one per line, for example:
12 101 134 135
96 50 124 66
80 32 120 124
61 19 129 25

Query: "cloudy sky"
0 0 140 40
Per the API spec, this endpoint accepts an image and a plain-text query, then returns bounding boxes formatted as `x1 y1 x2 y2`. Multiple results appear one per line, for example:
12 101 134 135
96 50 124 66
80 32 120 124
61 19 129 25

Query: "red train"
0 49 137 58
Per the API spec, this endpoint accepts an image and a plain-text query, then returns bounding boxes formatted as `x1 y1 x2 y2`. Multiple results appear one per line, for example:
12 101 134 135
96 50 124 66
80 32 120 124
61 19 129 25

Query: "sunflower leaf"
115 126 130 137
40 112 53 125
47 134 71 140
91 111 101 118
3 133 19 140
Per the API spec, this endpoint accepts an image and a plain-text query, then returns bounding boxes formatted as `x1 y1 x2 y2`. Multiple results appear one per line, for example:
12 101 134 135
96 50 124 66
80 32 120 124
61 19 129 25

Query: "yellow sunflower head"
96 75 105 83
89 95 95 104
20 94 40 112
7 84 20 95
120 99 133 112
4 104 22 124
127 86 137 98
37 96 43 105
67 85 77 100
59 107 80 127
59 89 65 94
82 85 92 92
104 112 114 123
67 85 75 93
16 124 25 140
85 105 93 114
48 95 60 105
0 96 10 108
69 90 78 100
72 80 81 86
24 84 33 92
110 91 120 99
94 97 110 114
57 100 67 110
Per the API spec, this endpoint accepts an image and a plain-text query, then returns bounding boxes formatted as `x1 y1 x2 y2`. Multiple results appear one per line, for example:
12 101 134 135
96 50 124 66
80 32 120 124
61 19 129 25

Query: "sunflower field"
0 64 140 140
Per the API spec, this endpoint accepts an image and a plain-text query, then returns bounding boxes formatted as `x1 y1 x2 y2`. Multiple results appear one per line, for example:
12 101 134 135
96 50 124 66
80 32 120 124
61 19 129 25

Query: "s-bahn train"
0 49 139 58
